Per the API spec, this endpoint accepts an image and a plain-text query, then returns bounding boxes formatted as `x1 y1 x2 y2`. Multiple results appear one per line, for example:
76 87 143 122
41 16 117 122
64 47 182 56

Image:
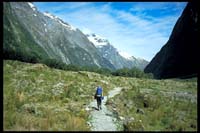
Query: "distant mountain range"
3 2 148 70
144 2 199 79
86 33 149 70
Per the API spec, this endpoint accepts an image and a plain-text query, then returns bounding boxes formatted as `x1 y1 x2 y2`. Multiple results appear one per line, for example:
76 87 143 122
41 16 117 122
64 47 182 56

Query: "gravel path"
87 87 122 131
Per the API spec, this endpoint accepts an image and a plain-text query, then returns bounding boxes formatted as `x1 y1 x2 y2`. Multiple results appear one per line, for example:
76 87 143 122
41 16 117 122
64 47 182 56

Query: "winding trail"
87 87 122 131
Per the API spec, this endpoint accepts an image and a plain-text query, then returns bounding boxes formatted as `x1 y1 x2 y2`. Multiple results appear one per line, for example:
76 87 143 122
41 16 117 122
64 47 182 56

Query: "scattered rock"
123 123 129 131
53 82 64 88
121 88 125 92
190 123 196 128
111 103 117 108
100 80 108 85
31 64 47 70
130 117 135 121
87 122 92 127
112 118 117 122
85 107 90 111
136 108 144 114
124 119 144 131
143 100 149 108
119 116 125 120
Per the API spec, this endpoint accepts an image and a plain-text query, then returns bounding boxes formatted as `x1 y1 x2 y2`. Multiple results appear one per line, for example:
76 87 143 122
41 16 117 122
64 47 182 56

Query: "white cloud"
82 27 92 34
34 2 93 13
35 2 186 61
130 2 186 12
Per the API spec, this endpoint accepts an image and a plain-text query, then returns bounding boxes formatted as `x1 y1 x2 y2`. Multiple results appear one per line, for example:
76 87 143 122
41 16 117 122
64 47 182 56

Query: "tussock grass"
3 60 118 131
3 60 197 131
106 75 197 131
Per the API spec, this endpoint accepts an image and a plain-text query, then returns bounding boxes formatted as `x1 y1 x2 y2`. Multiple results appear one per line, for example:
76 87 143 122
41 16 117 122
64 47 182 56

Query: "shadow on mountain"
144 2 199 79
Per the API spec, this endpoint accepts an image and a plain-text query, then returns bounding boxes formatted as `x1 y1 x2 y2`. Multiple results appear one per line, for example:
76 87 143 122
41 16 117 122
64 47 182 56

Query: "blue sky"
34 2 187 61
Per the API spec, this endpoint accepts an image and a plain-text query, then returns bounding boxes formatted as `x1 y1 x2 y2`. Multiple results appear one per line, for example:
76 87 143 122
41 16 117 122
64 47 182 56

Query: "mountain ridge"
4 2 115 70
144 2 199 79
4 2 148 70
86 33 149 70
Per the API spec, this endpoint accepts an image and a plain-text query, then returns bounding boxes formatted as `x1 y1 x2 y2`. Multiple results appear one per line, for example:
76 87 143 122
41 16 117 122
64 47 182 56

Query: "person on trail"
94 86 104 110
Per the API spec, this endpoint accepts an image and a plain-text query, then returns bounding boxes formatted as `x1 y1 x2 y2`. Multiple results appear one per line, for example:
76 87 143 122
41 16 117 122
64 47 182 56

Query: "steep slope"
3 2 49 62
3 2 115 69
86 33 149 70
144 2 199 79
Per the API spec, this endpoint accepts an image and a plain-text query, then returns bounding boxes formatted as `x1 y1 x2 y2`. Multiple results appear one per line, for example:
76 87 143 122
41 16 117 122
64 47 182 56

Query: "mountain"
3 2 115 70
86 33 149 70
144 2 199 79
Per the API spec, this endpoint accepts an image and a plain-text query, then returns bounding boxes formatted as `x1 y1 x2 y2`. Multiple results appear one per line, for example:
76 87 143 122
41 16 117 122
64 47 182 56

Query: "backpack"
96 87 102 97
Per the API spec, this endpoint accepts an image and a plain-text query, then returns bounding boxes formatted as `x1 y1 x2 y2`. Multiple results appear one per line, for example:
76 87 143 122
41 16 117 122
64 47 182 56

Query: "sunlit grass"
3 60 118 131
106 75 197 131
3 60 197 131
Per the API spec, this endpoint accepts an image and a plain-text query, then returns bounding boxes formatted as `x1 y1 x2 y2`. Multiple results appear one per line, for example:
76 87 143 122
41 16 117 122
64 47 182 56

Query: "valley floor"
87 87 122 131
3 60 197 131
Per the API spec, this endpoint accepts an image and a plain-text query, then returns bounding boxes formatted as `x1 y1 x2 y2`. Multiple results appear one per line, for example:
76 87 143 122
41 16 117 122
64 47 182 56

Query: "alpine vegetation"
3 2 197 132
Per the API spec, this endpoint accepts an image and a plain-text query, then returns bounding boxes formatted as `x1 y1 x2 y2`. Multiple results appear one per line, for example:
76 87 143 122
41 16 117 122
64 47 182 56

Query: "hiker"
94 86 104 110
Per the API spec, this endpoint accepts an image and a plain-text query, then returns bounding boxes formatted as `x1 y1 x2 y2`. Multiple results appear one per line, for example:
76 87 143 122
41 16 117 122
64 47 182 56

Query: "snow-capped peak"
43 12 57 20
118 51 133 60
43 12 76 31
128 56 137 61
86 33 109 47
57 19 76 31
28 2 36 11
136 57 145 61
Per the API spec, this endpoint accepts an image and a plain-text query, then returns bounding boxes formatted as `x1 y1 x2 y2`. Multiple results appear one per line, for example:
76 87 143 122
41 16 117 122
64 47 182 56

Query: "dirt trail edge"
87 87 122 131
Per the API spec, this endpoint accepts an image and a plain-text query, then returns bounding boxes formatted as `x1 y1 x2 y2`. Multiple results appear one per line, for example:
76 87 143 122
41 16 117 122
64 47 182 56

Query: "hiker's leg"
100 99 102 109
96 99 99 109
99 98 101 110
98 98 101 110
97 98 100 110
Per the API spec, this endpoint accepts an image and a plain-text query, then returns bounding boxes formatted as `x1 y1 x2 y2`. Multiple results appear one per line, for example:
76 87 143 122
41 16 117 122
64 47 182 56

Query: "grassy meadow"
106 75 197 131
3 60 197 131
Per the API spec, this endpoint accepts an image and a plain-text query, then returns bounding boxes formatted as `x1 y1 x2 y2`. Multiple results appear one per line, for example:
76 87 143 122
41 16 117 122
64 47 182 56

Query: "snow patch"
118 51 132 59
33 14 37 16
44 28 47 32
96 45 104 48
93 59 101 67
28 2 36 11
87 33 108 47
128 56 136 61
57 19 76 31
43 12 55 19
137 57 145 61
43 12 76 31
